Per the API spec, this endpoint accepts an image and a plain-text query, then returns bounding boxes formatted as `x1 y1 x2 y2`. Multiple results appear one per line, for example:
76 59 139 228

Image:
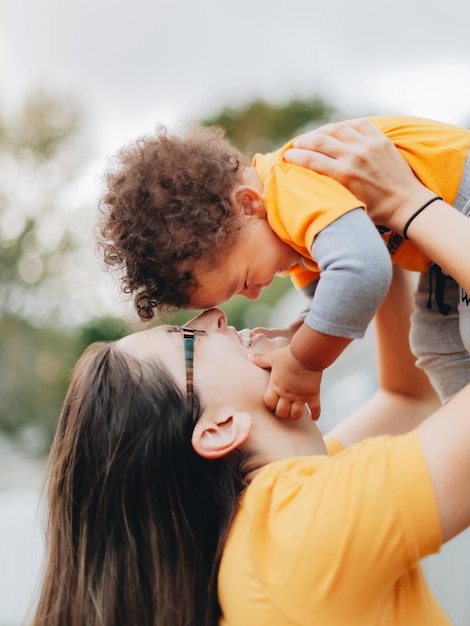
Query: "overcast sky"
3 0 470 161
2 0 470 324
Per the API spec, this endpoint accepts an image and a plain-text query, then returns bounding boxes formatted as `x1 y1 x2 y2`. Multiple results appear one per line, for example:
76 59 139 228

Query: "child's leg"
410 151 470 403
410 268 470 403
457 191 470 358
459 286 470 355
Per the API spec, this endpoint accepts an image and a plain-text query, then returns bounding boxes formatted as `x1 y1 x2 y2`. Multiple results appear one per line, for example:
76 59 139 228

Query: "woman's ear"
230 185 266 219
192 410 252 459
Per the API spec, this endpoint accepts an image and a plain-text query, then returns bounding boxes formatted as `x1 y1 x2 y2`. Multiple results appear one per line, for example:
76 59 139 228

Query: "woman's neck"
244 419 328 483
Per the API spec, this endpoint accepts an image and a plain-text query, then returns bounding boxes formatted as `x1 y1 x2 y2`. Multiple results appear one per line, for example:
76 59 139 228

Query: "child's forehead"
188 278 238 310
187 242 248 309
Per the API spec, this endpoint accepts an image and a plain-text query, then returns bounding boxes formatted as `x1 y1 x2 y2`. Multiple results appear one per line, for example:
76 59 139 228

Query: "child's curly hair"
98 125 249 320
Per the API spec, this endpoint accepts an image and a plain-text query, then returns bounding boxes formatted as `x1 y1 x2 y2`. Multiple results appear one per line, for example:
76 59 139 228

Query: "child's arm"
250 208 393 419
306 208 392 339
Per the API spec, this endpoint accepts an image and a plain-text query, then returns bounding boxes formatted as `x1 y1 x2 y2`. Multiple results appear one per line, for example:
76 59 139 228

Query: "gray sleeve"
305 208 392 338
298 279 319 319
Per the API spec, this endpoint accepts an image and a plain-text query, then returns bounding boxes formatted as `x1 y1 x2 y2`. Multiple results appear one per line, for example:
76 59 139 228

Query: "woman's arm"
287 120 470 542
327 264 470 545
397 199 470 295
326 265 439 447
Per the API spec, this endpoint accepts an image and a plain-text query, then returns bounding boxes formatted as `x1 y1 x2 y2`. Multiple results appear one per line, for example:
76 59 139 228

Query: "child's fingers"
273 397 292 419
266 394 309 421
246 351 271 369
308 398 321 421
289 400 306 420
263 387 282 414
250 327 275 338
263 385 297 419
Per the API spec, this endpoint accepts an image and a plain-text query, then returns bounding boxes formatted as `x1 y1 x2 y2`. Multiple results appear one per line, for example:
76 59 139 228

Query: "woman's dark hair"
31 341 247 626
98 125 249 320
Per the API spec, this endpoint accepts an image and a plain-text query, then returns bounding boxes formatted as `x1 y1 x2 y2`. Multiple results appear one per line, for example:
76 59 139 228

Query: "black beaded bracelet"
403 196 443 240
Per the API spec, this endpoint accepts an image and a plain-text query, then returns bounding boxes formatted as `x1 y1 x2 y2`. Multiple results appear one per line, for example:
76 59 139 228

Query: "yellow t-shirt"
253 116 470 289
218 432 448 625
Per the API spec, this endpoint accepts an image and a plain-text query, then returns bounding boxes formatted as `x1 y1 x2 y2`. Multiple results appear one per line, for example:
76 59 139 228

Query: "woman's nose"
186 308 227 331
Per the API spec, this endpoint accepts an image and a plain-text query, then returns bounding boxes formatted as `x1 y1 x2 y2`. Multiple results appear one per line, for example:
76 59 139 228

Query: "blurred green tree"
0 314 127 451
0 90 92 324
0 314 77 448
0 92 126 450
202 95 336 154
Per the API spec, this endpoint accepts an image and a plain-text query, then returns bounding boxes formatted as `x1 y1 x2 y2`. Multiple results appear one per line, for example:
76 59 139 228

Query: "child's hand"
248 345 322 420
251 318 304 342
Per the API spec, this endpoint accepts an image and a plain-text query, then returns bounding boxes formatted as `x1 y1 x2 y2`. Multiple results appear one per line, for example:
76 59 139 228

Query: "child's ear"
191 410 252 459
231 185 266 219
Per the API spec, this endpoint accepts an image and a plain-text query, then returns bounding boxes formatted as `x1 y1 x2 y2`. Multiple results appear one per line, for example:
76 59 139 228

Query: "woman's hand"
285 118 470 294
284 119 432 232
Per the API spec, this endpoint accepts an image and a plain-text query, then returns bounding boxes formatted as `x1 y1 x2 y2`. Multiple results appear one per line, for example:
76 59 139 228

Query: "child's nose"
244 285 263 300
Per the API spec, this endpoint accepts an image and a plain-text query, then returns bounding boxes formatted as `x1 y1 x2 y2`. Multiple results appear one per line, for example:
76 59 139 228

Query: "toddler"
99 117 470 418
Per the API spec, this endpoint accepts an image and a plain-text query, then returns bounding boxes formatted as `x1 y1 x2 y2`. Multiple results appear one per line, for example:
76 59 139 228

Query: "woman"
31 128 470 624
33 268 466 626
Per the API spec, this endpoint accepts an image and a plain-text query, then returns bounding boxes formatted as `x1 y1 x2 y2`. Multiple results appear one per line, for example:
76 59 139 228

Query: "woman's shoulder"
243 432 436 530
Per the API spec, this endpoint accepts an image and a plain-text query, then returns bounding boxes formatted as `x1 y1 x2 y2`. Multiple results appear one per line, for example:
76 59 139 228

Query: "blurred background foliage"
0 90 339 453
201 95 336 154
0 92 91 323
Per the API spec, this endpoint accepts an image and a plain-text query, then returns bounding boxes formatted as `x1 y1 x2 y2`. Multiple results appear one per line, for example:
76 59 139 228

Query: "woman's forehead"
118 325 184 372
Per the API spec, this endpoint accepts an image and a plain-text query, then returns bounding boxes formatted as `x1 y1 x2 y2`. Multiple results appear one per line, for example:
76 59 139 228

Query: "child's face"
188 216 300 310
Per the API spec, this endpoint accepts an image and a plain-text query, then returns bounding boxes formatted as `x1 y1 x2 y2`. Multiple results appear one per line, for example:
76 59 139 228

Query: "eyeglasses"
167 326 206 411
